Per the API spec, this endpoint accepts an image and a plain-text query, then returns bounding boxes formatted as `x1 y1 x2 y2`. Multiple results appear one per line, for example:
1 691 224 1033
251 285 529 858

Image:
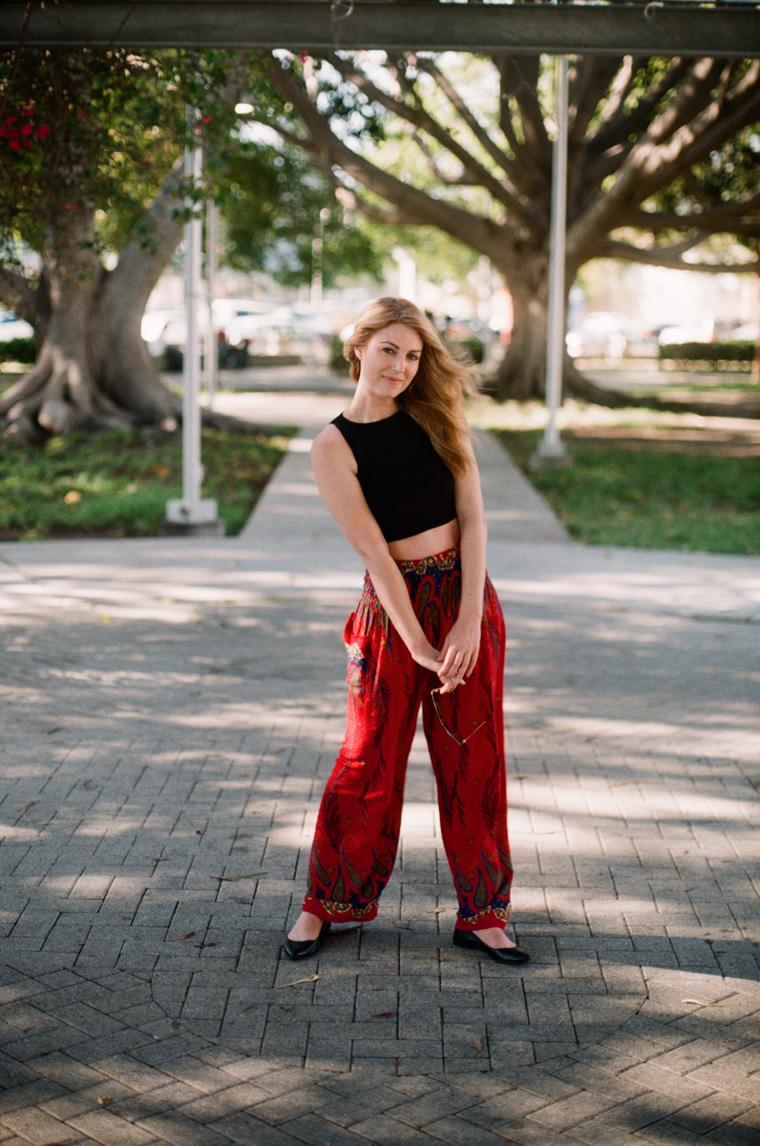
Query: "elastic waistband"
395 546 460 576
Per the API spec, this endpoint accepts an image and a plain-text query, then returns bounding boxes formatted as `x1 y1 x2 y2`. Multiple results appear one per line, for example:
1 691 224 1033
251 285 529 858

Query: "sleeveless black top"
332 409 457 543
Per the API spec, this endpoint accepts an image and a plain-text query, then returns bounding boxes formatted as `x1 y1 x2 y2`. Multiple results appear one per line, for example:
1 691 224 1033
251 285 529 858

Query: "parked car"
656 322 714 346
0 309 34 341
224 307 330 362
566 311 634 359
723 322 759 342
141 299 270 369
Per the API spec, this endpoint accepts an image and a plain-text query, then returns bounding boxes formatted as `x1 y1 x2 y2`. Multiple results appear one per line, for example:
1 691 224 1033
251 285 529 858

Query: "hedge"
658 340 755 368
0 336 36 365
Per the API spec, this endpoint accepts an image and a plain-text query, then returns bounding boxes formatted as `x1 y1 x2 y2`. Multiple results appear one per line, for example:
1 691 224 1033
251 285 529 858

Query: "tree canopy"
0 48 259 438
258 49 760 411
219 135 383 289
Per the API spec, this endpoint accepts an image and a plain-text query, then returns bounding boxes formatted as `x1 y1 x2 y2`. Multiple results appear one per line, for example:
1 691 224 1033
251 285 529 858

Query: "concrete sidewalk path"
0 389 758 1146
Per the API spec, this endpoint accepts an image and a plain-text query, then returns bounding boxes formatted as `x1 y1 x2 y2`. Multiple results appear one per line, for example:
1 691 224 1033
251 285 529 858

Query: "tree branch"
267 59 504 260
334 183 413 228
631 62 760 204
600 239 759 273
596 56 642 131
590 57 693 155
412 56 516 182
630 192 760 234
110 156 185 311
497 55 551 176
572 61 760 256
568 57 621 146
586 58 720 188
326 53 537 230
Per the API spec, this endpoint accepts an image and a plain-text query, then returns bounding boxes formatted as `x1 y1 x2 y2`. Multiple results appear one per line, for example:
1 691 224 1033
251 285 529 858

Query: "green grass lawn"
492 428 760 556
0 425 295 540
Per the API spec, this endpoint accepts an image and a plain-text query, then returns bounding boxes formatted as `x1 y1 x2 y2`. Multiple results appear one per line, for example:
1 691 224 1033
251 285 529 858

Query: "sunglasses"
430 687 493 746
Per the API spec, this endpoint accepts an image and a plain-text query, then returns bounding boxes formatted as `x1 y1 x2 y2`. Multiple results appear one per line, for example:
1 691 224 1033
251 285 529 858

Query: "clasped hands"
415 618 481 695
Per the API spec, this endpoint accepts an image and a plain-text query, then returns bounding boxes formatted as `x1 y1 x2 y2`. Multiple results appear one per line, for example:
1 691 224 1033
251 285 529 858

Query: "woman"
284 297 528 966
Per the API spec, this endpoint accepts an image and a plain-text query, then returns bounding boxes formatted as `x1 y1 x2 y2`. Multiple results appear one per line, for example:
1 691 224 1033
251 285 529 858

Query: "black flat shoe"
453 929 530 965
283 921 330 960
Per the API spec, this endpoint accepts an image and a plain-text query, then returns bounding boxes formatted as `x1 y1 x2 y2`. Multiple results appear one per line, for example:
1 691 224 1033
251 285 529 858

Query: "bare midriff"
387 517 460 562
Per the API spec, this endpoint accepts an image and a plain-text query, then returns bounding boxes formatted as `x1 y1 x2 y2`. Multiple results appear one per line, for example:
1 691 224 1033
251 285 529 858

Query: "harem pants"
303 547 513 932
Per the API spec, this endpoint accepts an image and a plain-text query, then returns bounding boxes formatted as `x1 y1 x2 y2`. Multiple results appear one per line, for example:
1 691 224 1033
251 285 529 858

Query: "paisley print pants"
302 547 513 932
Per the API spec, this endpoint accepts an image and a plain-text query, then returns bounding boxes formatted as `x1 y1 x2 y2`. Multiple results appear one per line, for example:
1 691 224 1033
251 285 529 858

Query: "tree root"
200 407 272 435
484 347 760 420
565 367 760 420
0 357 52 418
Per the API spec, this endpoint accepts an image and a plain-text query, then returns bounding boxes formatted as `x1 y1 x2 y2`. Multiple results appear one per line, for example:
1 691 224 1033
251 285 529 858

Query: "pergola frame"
1 1 759 58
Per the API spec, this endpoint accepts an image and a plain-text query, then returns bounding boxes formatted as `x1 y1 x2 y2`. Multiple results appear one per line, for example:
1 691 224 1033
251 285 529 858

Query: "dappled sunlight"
1 527 757 1110
490 542 760 623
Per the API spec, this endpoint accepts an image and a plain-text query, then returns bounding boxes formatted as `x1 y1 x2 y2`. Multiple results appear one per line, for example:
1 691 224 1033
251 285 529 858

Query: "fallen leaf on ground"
371 1011 396 1019
682 998 724 1006
96 1096 113 1106
168 931 196 941
277 975 319 989
211 871 268 881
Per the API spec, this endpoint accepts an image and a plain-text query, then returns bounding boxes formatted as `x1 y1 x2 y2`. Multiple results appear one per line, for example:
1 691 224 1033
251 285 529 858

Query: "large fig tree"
260 50 760 412
0 48 243 441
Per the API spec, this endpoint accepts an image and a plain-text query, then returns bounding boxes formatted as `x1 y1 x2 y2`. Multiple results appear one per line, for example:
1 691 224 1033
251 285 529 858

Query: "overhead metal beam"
1 2 759 57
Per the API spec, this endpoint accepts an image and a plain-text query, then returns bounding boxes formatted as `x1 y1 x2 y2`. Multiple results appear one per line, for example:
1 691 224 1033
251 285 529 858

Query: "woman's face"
355 322 423 401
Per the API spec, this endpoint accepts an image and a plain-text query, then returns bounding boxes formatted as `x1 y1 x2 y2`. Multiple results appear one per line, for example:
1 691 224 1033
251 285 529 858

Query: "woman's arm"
311 426 443 678
438 435 487 683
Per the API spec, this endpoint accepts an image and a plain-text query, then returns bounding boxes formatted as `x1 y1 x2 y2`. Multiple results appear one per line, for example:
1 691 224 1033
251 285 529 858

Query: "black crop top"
332 409 457 543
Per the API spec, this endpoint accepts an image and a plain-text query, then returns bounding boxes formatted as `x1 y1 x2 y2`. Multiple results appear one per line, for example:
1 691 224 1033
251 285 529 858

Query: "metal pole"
392 247 416 302
166 115 220 531
204 198 218 405
532 53 570 466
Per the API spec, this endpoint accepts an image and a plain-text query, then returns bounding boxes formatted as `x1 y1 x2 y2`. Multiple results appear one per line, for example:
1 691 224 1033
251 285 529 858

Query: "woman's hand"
409 637 446 678
436 613 481 694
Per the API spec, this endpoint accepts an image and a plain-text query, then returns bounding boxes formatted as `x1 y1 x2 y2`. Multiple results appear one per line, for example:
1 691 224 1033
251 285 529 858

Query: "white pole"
533 54 570 466
392 247 416 302
166 116 220 531
204 199 218 405
310 230 323 308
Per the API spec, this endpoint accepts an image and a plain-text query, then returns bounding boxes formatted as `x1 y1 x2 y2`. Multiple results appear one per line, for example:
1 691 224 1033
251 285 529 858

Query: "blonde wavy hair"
343 297 473 479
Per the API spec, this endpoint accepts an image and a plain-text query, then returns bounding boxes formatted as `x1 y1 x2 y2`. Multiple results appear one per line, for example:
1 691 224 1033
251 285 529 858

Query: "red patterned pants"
303 547 513 932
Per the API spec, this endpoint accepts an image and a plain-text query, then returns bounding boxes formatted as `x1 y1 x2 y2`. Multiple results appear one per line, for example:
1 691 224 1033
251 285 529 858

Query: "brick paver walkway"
1 390 758 1145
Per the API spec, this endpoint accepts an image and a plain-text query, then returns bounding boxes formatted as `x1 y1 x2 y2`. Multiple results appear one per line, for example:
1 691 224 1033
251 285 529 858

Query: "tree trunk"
484 279 549 400
752 272 760 387
482 257 760 419
0 201 181 442
483 259 583 403
0 286 180 443
565 357 760 419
